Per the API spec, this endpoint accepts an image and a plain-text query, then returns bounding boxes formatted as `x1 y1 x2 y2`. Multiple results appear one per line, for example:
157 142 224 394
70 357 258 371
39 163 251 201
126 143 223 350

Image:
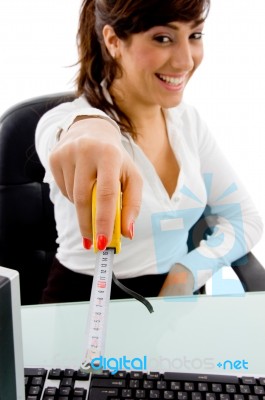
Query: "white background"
1 0 264 264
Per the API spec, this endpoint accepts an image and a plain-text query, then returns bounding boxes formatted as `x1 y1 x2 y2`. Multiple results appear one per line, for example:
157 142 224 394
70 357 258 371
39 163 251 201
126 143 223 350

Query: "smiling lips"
156 73 186 88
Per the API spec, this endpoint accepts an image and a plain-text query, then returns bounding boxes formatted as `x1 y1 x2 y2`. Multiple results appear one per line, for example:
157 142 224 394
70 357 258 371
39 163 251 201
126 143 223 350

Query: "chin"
158 92 184 109
161 98 183 109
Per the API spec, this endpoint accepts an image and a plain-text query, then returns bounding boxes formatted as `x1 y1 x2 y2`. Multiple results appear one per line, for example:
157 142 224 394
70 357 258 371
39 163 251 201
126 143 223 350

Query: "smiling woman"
104 21 205 114
76 0 210 137
1 0 264 303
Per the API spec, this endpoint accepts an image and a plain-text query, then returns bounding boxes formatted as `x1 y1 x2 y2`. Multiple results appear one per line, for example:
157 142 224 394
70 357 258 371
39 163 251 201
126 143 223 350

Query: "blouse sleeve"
35 96 120 184
178 108 263 290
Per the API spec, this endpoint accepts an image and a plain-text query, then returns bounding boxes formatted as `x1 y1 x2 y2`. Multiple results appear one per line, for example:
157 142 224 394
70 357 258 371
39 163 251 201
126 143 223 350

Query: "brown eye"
154 35 172 44
190 32 204 40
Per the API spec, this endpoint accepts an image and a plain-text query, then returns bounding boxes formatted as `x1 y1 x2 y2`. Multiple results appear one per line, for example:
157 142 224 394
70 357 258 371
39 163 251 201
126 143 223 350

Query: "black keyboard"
24 368 265 400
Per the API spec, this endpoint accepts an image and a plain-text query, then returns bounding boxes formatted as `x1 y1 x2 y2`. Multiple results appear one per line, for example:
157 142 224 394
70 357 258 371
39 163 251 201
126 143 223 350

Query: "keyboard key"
226 384 237 393
25 368 47 377
76 369 90 380
135 389 146 398
164 391 174 399
44 387 57 396
29 386 41 395
147 372 161 380
240 385 251 394
177 391 188 400
198 382 208 391
143 379 154 389
91 378 126 388
220 394 231 400
91 370 110 378
31 376 44 386
185 382 195 391
242 377 256 385
73 387 87 397
122 389 132 397
157 380 167 389
64 368 75 377
254 386 265 395
206 393 216 400
129 379 140 388
60 377 74 387
212 384 222 392
59 386 71 396
88 388 118 400
130 371 143 379
113 370 127 379
150 389 160 398
48 368 62 379
171 381 181 390
192 392 202 400
234 396 244 400
164 372 239 384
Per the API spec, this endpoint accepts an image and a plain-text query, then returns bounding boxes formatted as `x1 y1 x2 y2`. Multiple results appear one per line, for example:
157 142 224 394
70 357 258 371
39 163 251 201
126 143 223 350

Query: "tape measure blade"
81 248 114 372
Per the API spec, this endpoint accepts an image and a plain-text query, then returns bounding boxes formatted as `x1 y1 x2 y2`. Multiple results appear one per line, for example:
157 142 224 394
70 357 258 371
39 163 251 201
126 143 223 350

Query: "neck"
110 84 165 140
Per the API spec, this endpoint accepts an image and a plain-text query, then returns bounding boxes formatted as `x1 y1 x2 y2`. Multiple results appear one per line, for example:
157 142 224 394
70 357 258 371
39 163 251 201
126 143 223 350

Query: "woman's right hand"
49 117 143 248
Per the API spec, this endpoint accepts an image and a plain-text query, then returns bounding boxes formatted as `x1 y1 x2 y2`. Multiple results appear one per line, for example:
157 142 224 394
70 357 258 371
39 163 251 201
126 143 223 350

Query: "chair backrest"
0 93 75 304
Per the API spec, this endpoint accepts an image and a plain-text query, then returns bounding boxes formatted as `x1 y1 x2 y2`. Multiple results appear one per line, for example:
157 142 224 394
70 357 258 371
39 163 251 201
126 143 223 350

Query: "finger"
61 161 76 202
49 148 76 202
49 153 69 199
158 264 195 297
72 162 96 241
121 167 143 239
95 165 121 247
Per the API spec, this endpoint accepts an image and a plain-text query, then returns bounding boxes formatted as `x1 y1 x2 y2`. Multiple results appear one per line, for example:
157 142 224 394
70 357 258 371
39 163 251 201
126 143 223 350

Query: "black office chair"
1 93 265 305
0 93 75 305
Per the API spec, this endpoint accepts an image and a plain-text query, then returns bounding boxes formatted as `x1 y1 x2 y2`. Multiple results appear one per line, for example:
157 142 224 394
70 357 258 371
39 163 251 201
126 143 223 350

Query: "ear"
102 24 121 59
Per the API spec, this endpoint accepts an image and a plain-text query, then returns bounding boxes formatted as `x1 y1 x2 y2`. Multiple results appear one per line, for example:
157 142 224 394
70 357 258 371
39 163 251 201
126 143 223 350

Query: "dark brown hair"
76 0 210 137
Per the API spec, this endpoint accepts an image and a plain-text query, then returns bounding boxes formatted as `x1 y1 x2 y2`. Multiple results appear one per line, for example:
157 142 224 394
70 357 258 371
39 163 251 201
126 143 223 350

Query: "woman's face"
109 20 204 111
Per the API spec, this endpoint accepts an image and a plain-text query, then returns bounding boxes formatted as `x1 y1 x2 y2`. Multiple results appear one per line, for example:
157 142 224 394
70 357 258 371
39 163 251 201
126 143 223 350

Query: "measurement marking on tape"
81 248 114 372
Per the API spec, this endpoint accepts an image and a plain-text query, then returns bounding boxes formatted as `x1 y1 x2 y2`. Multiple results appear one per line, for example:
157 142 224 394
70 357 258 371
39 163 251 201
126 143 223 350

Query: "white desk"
22 293 265 376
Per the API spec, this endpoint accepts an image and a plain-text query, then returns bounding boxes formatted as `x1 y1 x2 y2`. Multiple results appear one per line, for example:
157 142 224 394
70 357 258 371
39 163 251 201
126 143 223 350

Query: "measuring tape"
80 182 153 373
80 183 121 372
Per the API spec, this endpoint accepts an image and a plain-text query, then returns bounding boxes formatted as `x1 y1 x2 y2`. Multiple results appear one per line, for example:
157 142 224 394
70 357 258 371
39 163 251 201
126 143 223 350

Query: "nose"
171 39 194 72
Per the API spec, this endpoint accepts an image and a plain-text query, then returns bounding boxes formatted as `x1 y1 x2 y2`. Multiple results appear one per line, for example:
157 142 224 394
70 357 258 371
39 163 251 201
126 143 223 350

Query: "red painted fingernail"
97 235 108 251
83 237 92 250
129 221 134 240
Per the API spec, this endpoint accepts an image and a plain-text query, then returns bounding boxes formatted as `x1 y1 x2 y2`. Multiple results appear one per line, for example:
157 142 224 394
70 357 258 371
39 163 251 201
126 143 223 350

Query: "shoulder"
47 95 91 115
37 95 114 134
67 95 91 109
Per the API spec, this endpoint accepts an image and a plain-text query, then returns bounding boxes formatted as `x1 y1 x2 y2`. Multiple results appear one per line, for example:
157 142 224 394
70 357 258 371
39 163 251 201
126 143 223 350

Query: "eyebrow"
165 19 205 30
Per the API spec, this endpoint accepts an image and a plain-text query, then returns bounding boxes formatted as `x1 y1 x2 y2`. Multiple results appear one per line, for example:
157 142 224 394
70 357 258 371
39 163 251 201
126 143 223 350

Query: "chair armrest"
232 253 265 292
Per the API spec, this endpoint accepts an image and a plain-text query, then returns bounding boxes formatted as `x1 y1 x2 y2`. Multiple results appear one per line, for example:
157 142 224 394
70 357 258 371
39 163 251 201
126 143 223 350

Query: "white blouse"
35 96 263 290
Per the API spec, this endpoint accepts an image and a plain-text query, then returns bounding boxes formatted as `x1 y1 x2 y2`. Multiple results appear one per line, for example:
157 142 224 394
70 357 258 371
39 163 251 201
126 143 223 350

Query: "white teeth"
158 74 184 85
